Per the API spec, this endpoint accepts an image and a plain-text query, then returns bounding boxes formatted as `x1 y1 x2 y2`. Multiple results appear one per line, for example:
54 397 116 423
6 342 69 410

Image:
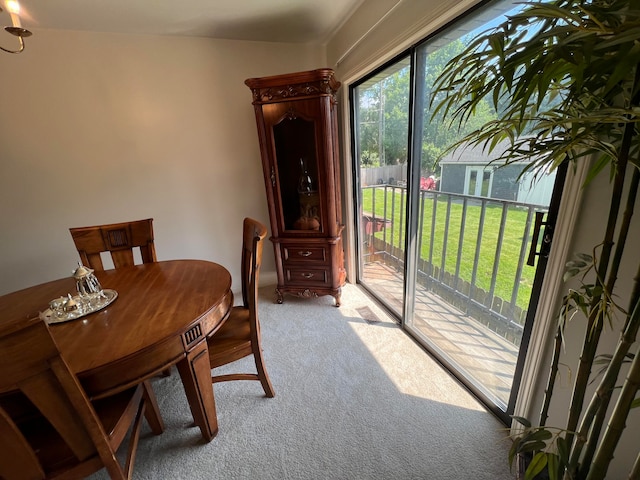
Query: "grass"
362 186 543 310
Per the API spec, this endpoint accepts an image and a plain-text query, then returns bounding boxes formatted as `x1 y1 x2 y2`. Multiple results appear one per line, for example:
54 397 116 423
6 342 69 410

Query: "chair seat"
208 306 253 368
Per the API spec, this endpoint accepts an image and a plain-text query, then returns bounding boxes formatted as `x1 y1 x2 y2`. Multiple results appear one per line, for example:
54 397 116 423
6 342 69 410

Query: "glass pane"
468 170 478 196
407 0 557 411
355 59 411 317
350 0 564 418
273 118 322 232
481 170 492 197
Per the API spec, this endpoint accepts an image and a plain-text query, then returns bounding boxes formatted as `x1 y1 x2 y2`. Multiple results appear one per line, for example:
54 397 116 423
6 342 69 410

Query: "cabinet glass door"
273 116 323 232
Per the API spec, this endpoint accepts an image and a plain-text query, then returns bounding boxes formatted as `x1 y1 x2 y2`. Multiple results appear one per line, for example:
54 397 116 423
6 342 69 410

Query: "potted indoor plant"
431 1 640 479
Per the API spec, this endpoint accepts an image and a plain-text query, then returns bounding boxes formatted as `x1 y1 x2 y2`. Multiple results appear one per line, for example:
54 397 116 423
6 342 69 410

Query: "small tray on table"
40 289 118 325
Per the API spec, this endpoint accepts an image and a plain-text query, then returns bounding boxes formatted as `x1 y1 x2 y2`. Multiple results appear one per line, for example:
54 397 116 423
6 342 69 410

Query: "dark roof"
440 138 536 165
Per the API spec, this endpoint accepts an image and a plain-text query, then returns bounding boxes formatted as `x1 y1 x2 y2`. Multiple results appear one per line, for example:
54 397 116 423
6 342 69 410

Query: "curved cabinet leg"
275 288 284 304
333 288 342 307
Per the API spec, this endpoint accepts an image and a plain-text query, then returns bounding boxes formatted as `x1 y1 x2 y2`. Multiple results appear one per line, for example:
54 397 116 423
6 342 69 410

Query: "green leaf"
564 268 581 282
487 32 504 57
509 437 521 469
575 252 592 262
518 441 548 454
524 429 553 442
583 155 611 187
556 436 569 467
594 25 640 50
511 415 532 428
547 453 559 480
525 452 548 480
602 43 640 96
565 260 587 269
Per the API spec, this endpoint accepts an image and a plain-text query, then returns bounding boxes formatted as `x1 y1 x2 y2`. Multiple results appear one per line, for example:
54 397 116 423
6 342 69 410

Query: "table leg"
176 340 218 442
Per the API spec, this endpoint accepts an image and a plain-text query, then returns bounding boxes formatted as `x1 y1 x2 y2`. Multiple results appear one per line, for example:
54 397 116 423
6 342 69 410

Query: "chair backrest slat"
69 218 156 271
241 218 267 313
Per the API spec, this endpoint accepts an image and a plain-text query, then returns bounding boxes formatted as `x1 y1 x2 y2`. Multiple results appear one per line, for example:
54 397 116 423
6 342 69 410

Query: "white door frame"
464 165 495 197
511 159 590 425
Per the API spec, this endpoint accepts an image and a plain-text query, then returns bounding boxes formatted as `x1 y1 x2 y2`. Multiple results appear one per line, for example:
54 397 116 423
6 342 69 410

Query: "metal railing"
361 184 549 344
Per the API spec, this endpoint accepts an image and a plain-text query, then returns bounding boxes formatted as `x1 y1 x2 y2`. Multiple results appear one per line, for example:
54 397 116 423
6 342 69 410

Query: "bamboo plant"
431 1 640 479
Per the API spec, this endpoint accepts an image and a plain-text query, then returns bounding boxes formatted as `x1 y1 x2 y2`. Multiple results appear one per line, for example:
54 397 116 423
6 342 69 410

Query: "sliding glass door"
353 60 411 318
351 0 564 421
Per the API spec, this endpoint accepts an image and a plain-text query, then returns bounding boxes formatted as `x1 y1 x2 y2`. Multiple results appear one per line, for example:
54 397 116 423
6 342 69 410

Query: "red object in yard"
421 176 436 190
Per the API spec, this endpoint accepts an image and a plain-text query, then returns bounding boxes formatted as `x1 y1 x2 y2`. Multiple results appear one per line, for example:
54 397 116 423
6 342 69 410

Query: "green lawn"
362 187 542 310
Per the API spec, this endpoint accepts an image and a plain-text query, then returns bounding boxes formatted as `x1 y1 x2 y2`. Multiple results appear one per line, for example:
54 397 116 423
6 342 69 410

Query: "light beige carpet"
90 283 514 479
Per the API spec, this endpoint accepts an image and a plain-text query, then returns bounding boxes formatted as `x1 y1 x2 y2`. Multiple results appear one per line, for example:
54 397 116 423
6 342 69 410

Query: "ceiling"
12 0 366 44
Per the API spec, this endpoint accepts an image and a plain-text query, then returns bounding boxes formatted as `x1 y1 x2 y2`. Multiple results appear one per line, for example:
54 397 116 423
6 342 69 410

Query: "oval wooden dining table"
0 259 233 442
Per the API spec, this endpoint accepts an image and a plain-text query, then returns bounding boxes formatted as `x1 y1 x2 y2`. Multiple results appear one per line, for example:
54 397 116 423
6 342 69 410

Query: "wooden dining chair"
207 217 275 398
0 318 164 480
68 218 172 377
69 218 156 272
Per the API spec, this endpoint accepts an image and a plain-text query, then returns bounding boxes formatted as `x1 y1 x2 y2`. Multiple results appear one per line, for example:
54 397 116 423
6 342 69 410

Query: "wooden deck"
362 261 519 407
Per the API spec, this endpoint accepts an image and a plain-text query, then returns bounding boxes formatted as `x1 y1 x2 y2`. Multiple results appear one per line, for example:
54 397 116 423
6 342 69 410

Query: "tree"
422 39 495 171
357 40 497 173
357 86 384 167
380 66 410 164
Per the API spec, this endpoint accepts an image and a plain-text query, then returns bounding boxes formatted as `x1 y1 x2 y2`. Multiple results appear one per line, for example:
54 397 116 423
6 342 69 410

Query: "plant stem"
539 323 564 427
563 60 640 455
586 339 640 480
603 168 640 310
563 129 631 455
576 294 640 478
572 168 640 477
629 450 640 480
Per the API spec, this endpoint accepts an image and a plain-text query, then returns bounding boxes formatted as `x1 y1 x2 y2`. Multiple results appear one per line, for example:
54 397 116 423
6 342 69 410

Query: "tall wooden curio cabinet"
245 69 346 306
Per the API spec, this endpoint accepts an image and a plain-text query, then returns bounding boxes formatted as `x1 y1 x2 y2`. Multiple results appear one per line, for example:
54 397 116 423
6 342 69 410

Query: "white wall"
0 28 325 295
328 0 479 82
327 0 640 478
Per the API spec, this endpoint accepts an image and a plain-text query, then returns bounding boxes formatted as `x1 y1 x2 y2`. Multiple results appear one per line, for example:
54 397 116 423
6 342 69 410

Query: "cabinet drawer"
283 245 327 263
285 267 329 286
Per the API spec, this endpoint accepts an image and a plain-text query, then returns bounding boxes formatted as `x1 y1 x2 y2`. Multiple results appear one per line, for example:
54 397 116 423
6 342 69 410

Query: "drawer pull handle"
301 273 314 279
298 250 313 257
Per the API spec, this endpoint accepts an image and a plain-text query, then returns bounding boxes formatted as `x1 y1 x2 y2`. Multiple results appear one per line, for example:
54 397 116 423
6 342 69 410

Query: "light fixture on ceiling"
1 0 31 54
